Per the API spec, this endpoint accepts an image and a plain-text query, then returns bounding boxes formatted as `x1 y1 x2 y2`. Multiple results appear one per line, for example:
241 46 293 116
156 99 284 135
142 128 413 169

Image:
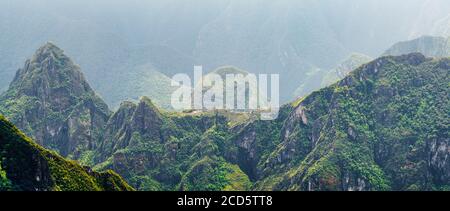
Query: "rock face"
0 115 133 191
97 97 164 161
95 97 169 185
0 42 110 159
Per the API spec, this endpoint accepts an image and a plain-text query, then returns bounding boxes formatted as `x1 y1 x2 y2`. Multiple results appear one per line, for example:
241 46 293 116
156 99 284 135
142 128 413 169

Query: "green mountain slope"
0 115 133 191
1 43 448 191
93 97 254 191
257 53 449 190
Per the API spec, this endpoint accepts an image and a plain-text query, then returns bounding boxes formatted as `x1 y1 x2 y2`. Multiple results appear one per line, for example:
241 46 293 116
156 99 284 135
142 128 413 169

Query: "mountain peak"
0 44 110 159
8 42 88 97
38 41 61 52
31 42 66 64
138 96 160 112
9 42 78 91
131 96 162 135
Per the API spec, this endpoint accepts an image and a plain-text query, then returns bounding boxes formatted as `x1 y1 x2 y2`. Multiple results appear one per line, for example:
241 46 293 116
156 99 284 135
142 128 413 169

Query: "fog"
0 0 449 104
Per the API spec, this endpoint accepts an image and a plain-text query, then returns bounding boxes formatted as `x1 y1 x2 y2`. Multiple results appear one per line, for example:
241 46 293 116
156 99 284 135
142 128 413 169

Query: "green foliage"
1 46 448 192
78 150 96 167
0 115 133 191
180 157 251 191
263 55 450 191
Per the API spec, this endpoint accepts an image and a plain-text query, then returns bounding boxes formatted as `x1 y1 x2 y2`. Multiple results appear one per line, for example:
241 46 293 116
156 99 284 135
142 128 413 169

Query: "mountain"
101 64 177 110
409 0 450 39
95 51 449 191
253 53 449 190
384 36 450 57
199 66 258 110
293 53 372 99
0 43 110 159
0 44 255 191
332 53 374 80
0 114 133 191
93 96 254 190
1 43 448 191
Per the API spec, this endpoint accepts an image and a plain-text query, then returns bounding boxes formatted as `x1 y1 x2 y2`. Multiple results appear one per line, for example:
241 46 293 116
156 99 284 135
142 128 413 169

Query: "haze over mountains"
0 1 449 191
384 36 450 58
1 0 449 108
1 42 448 191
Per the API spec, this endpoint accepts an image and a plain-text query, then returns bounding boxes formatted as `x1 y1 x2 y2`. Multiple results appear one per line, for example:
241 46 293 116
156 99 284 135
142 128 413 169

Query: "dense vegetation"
92 99 257 191
256 53 450 190
0 43 448 191
0 115 133 191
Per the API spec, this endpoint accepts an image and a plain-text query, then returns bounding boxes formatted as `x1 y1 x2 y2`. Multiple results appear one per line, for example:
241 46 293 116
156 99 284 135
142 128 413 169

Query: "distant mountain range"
384 36 450 57
0 0 449 106
0 41 448 191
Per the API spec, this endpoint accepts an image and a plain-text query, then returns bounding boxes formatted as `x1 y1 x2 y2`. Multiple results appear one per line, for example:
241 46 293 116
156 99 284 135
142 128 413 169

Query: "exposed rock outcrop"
0 42 110 159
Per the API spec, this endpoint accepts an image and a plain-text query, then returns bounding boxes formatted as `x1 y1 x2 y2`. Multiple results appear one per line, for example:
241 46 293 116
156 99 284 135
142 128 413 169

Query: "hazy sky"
1 0 448 55
0 0 448 102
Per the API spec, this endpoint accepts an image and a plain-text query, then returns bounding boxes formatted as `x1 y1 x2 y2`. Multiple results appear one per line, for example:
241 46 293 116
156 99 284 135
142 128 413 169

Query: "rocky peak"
10 42 93 107
96 98 164 161
131 96 162 137
109 101 137 128
96 102 137 162
31 42 64 63
0 43 110 158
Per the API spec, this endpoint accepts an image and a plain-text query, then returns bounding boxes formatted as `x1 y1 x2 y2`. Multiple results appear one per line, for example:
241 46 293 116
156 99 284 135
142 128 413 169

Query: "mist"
0 0 448 105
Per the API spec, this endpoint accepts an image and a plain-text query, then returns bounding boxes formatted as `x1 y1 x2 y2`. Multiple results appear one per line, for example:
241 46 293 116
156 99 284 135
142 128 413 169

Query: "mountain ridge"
0 43 448 191
384 36 450 57
258 53 449 190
